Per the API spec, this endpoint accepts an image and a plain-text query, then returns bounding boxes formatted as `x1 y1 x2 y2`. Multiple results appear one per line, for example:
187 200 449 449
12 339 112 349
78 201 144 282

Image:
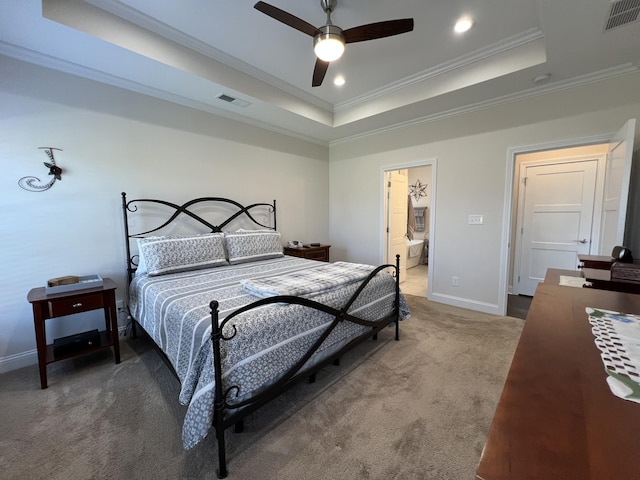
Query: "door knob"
577 239 588 244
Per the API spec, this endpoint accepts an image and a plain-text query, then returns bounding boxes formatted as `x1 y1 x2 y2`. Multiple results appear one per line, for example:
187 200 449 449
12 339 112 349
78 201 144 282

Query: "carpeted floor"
0 295 523 480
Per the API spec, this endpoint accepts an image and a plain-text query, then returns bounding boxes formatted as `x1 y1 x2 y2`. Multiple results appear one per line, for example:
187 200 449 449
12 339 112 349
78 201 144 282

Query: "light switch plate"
468 214 484 225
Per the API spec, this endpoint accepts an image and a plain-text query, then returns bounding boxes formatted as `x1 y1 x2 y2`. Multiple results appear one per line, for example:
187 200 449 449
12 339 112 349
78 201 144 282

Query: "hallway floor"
401 264 428 297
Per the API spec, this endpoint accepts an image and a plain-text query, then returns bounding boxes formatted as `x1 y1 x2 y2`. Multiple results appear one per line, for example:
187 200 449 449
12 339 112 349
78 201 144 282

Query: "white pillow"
224 230 283 265
137 233 228 276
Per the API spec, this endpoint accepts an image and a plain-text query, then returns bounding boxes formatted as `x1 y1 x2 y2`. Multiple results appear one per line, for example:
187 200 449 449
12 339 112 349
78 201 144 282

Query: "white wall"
3 56 640 373
0 58 329 372
330 72 640 315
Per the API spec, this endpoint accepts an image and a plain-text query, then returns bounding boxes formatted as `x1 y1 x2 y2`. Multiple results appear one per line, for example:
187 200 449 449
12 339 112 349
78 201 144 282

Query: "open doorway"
500 119 635 316
382 160 435 298
512 146 608 296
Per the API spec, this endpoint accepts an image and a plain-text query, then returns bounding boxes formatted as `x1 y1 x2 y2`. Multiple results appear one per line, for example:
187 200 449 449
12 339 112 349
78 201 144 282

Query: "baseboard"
429 292 501 316
0 349 37 374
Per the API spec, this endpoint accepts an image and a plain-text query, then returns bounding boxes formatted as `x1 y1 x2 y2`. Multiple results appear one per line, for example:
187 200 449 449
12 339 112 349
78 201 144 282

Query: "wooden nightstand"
284 244 331 262
27 277 121 389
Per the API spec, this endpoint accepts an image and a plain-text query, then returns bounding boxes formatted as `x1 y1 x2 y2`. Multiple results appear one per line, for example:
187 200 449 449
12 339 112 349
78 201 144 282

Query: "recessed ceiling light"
454 17 474 33
334 75 345 86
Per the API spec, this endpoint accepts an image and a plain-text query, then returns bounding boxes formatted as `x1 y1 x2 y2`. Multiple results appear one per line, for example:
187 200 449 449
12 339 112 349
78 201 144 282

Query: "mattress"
129 255 410 448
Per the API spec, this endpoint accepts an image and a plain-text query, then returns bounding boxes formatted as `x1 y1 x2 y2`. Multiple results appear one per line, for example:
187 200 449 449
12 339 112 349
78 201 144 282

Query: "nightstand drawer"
283 245 331 262
48 293 104 317
306 250 328 261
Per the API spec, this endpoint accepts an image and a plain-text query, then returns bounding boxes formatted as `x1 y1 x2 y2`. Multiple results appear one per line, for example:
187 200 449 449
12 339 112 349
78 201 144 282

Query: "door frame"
380 158 437 298
499 133 612 315
512 154 606 295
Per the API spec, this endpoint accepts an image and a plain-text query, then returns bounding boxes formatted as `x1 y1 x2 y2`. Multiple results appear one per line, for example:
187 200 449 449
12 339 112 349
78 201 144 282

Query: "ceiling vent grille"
604 0 640 30
215 93 251 108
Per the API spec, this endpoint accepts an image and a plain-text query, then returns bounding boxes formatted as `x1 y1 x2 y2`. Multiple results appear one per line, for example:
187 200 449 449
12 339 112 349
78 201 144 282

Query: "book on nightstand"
45 275 104 294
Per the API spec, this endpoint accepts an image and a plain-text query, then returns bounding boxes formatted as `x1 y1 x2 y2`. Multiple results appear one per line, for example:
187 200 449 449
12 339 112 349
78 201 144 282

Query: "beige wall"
2 55 640 372
0 59 329 372
330 71 640 315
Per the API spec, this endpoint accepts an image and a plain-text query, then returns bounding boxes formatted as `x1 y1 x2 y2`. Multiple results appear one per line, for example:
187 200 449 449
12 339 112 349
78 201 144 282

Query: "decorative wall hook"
18 147 63 192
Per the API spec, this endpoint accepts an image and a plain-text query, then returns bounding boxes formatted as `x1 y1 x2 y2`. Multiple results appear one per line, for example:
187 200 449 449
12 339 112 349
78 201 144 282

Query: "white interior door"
517 159 598 295
600 119 636 254
387 170 408 282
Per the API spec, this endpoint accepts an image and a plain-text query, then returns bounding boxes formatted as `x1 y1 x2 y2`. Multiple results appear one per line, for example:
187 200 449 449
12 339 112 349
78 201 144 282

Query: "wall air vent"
604 0 640 30
216 93 251 108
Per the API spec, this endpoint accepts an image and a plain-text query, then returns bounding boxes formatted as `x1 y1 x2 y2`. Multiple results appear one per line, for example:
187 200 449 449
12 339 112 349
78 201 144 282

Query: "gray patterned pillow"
137 233 228 276
225 230 283 264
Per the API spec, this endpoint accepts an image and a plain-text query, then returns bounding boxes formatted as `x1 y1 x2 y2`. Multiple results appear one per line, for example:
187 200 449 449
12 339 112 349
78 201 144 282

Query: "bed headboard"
121 192 277 284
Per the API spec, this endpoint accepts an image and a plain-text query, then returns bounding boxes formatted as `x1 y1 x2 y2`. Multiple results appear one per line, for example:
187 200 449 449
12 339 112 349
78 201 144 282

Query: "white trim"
499 150 516 314
0 349 37 374
380 158 437 300
429 293 500 316
330 65 638 146
0 42 331 148
3 31 637 147
501 132 615 315
335 28 544 112
66 0 334 112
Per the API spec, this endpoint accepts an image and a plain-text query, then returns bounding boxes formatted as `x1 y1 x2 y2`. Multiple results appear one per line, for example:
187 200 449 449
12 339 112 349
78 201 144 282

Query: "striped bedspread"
129 256 410 449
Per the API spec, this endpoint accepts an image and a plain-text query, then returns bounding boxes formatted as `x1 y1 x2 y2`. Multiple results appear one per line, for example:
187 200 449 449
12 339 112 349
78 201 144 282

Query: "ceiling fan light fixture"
454 17 474 33
254 1 414 87
314 25 345 62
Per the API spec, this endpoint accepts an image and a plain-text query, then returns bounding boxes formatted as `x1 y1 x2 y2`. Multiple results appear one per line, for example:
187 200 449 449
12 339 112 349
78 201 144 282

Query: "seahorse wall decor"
18 147 63 192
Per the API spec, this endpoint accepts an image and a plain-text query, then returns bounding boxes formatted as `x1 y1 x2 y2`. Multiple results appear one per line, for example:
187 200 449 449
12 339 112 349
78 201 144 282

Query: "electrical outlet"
468 214 484 225
116 300 127 322
452 276 460 286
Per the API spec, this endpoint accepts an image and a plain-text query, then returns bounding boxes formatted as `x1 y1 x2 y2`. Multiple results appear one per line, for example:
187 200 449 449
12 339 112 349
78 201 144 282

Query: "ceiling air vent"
215 93 251 108
604 0 640 30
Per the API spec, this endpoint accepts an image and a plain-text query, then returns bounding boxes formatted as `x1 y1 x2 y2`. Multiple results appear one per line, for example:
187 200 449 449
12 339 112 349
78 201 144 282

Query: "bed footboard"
210 255 401 478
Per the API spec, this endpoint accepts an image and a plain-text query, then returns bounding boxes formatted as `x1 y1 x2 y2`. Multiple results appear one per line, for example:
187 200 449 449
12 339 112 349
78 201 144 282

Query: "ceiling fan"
254 0 414 87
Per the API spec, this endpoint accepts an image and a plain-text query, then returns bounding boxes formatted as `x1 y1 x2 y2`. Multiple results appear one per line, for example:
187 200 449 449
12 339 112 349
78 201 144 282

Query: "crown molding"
334 28 545 113
0 42 330 147
81 0 334 113
330 63 640 146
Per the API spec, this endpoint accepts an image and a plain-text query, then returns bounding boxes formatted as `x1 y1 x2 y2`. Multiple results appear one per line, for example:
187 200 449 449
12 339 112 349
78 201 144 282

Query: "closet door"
517 159 597 296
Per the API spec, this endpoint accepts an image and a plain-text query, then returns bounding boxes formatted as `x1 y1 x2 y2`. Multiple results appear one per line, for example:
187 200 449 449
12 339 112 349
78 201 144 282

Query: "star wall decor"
409 179 428 202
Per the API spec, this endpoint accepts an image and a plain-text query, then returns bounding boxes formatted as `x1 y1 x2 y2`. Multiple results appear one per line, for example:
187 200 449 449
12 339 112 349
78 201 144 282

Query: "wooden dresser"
476 281 640 479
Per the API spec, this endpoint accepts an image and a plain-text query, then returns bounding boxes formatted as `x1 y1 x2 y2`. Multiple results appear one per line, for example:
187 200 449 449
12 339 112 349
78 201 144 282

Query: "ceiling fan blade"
254 2 320 37
343 18 414 43
312 59 330 87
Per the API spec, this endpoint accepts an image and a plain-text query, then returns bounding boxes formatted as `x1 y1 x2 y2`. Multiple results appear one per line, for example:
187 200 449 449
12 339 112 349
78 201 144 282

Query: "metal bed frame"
121 192 401 478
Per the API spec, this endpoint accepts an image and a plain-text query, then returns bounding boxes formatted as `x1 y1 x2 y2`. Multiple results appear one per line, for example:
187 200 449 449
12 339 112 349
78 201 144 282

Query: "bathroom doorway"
382 161 435 298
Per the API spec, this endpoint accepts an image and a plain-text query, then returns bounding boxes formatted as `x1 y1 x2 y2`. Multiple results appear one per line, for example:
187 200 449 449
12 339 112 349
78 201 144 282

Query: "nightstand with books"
27 276 121 389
